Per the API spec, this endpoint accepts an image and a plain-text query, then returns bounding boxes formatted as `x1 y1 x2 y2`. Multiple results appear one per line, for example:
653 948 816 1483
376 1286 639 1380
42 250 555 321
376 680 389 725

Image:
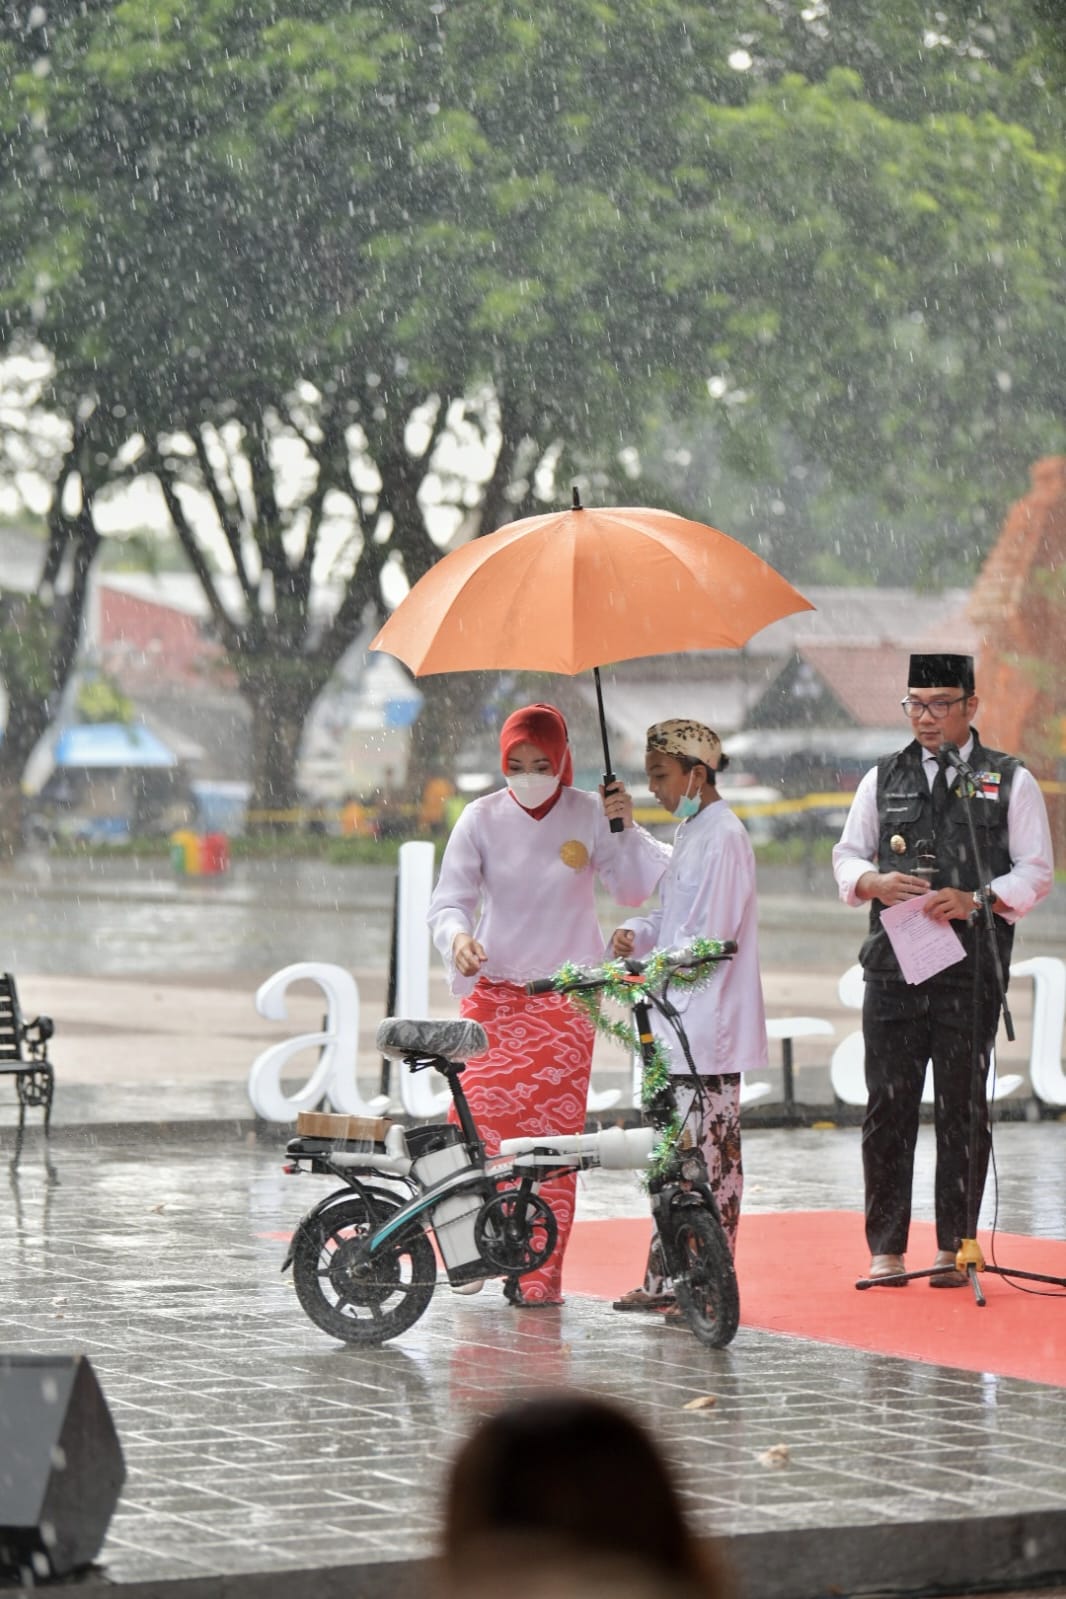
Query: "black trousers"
861 971 1002 1256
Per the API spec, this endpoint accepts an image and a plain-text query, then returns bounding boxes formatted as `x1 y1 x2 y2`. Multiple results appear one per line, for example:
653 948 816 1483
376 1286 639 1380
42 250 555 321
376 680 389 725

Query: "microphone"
939 742 979 782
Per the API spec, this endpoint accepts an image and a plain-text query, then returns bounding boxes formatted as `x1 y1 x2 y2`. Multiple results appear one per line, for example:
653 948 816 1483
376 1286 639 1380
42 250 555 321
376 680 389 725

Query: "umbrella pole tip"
572 486 582 510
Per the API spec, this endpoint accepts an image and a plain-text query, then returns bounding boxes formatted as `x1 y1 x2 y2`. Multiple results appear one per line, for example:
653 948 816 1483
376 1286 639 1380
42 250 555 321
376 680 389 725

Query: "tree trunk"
405 672 489 803
0 773 25 864
0 483 100 858
245 693 309 823
232 643 337 826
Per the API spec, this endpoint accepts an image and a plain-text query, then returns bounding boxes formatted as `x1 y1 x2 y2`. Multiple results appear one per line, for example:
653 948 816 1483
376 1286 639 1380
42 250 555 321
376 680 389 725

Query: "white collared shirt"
620 801 768 1076
832 734 1054 920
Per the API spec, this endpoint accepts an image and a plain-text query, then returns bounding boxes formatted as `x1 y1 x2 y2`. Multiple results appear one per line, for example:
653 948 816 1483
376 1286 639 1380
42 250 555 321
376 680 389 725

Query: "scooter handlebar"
525 976 559 996
524 940 737 998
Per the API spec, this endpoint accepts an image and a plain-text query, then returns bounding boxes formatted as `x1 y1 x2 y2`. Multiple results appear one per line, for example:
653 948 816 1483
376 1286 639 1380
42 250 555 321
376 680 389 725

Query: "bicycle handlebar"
525 940 737 998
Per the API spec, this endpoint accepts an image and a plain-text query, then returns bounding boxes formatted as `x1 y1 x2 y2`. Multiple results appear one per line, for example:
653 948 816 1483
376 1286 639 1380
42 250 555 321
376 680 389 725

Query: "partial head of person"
440 1391 731 1599
901 654 977 754
645 719 727 819
499 702 574 812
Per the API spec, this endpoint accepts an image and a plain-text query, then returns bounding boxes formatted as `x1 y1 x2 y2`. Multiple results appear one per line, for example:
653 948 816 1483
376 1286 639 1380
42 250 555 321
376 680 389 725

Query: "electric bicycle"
280 941 739 1348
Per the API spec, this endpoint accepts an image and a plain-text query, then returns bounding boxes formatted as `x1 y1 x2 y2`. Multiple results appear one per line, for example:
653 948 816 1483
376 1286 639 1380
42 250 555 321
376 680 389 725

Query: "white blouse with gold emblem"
428 786 669 996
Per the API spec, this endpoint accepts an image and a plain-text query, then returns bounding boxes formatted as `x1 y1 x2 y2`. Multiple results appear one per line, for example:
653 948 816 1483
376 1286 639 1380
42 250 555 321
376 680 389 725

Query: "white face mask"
506 771 560 809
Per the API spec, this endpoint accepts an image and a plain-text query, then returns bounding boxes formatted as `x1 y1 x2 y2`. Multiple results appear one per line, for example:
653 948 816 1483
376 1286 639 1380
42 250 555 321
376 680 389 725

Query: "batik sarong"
452 979 594 1303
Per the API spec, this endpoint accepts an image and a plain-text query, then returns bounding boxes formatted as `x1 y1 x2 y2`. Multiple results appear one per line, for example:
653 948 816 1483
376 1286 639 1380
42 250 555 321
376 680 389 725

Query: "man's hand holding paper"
878 892 966 985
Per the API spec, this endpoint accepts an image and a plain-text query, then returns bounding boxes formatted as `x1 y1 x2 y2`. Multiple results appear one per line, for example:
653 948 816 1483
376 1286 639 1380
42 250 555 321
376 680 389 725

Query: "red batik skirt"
451 979 594 1303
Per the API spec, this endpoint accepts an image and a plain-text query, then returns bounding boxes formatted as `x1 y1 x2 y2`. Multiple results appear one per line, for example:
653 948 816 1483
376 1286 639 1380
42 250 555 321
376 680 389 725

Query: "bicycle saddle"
376 1016 488 1062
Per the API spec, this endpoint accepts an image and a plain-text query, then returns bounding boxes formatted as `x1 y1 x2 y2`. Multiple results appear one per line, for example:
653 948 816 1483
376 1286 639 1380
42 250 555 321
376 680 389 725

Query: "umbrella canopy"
371 497 813 677
370 494 814 817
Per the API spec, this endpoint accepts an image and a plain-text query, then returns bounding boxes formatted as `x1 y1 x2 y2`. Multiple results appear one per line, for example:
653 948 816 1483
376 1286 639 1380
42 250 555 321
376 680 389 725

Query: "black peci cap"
908 653 975 693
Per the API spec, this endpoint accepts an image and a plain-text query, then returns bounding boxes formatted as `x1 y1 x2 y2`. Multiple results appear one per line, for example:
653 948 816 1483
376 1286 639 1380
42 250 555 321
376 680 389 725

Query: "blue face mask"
673 774 701 820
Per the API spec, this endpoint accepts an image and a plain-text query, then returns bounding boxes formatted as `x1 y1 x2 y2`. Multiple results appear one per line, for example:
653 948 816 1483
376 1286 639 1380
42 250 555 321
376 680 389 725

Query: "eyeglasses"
900 695 968 720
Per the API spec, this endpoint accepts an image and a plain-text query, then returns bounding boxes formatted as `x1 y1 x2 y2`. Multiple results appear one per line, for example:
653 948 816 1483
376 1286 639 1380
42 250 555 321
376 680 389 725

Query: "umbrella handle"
593 666 624 834
603 770 624 834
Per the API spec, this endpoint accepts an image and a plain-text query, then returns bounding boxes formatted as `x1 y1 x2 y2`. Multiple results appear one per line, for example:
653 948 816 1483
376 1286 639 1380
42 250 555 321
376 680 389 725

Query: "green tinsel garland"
551 938 727 1180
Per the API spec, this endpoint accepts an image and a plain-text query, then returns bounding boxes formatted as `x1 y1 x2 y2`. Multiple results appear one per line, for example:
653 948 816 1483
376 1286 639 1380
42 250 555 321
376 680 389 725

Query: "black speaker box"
0 1354 125 1579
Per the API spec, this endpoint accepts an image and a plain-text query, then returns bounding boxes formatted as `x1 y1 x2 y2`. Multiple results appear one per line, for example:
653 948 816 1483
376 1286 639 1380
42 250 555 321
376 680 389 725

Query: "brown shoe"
612 1288 676 1312
867 1253 908 1284
929 1249 967 1288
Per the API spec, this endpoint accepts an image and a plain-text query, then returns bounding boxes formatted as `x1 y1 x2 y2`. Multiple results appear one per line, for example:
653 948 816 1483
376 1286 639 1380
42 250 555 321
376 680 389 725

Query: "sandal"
611 1288 676 1312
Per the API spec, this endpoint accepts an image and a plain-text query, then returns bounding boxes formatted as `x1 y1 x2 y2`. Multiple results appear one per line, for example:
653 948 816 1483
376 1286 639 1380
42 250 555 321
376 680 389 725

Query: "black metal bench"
0 973 55 1167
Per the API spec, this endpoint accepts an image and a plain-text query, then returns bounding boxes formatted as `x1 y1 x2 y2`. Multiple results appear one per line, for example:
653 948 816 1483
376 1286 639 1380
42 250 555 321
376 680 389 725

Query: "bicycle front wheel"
669 1205 740 1349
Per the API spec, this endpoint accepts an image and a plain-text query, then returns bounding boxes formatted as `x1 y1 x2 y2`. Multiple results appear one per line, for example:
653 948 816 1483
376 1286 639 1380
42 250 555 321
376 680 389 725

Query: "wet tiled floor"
3 1121 1066 1593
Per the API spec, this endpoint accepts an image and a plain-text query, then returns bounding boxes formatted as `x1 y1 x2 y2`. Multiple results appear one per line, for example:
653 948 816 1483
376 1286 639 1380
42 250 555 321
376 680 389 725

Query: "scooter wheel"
669 1206 740 1348
291 1192 436 1345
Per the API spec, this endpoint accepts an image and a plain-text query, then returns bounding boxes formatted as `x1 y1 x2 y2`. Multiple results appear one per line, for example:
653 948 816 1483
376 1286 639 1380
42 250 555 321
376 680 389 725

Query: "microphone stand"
858 745 1066 1299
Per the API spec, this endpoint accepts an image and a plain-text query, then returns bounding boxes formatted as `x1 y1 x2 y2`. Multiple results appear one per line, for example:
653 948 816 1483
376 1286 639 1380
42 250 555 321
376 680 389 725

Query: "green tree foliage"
75 672 134 725
1 0 1062 815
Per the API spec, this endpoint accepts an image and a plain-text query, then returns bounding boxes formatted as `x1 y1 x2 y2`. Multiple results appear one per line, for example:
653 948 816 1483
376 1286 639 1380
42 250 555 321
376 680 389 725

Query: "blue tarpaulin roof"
52 723 179 769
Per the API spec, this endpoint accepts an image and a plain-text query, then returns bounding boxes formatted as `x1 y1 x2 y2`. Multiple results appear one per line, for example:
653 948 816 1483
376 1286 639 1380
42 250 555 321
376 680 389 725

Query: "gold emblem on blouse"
890 834 907 855
559 839 589 871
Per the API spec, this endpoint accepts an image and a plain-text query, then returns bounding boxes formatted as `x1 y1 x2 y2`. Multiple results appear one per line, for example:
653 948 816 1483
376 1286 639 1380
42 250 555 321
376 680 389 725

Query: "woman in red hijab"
428 703 667 1305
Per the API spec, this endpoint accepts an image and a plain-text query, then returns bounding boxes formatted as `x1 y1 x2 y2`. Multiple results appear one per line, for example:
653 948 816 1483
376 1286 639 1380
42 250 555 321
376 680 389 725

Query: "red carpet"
564 1211 1066 1387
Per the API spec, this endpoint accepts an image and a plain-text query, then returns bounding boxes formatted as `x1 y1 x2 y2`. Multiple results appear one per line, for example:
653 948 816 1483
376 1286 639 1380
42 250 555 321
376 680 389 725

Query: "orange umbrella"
371 489 813 826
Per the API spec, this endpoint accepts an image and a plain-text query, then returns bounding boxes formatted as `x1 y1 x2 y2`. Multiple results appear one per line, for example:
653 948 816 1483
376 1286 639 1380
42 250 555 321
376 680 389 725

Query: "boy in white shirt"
611 719 767 1316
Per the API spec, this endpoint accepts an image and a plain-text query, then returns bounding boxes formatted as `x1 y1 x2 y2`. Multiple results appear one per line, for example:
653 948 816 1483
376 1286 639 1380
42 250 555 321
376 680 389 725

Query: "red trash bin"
200 832 230 876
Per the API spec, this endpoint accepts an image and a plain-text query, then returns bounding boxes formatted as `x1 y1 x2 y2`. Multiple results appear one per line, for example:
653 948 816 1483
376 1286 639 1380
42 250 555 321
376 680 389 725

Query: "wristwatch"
972 887 998 912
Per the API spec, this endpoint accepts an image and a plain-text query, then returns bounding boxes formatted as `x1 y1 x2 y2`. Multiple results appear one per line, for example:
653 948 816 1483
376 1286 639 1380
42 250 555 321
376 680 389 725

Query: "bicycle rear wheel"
291 1193 436 1345
669 1205 740 1348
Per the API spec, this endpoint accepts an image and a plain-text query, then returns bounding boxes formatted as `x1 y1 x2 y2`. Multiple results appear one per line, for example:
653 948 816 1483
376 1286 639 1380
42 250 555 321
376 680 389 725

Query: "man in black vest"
833 653 1053 1286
